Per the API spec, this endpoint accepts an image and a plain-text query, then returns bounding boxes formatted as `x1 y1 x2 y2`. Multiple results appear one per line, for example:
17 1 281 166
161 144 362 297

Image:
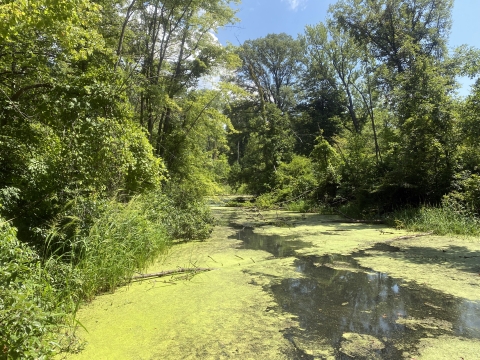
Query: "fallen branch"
329 219 385 224
132 267 215 280
386 232 434 242
332 208 384 224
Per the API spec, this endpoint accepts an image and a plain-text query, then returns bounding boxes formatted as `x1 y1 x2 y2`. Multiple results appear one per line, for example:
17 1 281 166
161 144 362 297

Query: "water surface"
233 221 480 359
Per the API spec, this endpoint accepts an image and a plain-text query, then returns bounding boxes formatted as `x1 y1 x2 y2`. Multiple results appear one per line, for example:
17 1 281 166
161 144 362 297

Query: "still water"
231 226 480 359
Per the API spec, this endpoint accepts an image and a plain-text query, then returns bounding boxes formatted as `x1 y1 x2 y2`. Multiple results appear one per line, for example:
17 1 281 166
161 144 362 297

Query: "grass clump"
389 200 480 236
72 196 170 300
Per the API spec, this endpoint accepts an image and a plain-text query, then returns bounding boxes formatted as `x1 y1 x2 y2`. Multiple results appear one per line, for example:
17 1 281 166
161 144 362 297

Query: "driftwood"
332 208 384 224
329 218 385 224
385 232 434 243
132 267 214 280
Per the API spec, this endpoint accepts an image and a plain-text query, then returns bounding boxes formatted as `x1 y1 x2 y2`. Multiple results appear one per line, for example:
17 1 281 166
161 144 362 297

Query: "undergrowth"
389 205 480 236
0 186 214 359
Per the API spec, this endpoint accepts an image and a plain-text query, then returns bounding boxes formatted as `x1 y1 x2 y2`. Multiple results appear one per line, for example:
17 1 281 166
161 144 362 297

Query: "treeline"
0 0 237 357
226 0 480 228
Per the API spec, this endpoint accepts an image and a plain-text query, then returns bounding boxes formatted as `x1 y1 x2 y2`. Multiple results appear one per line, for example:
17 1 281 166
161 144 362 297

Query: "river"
66 203 480 359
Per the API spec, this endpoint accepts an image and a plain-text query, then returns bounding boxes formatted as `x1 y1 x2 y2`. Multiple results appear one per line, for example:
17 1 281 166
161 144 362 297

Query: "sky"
216 0 480 95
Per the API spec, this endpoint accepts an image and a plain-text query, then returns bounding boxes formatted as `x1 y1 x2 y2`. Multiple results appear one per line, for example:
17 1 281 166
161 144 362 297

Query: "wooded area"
1 0 480 357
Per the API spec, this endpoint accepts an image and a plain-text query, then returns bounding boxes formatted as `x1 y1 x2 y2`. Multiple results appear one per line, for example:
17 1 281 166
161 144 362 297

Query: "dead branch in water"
132 267 215 280
385 232 433 243
331 208 384 224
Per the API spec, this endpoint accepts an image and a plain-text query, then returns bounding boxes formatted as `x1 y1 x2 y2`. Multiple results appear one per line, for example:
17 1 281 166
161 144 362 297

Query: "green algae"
225 207 412 258
355 235 480 301
287 336 335 359
411 335 480 359
65 206 480 359
66 224 298 359
396 317 453 332
339 333 385 359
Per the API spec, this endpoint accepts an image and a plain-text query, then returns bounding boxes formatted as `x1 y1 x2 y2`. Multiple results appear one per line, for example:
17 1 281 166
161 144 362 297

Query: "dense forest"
1 0 479 357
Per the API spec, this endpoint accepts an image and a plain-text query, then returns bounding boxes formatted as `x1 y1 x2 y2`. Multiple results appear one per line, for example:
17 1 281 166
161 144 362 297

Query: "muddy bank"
65 205 480 359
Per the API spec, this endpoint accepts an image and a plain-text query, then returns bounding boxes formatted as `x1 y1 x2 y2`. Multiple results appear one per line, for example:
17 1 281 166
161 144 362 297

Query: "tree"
0 0 165 243
113 0 239 170
237 104 295 194
330 0 453 77
236 33 303 112
303 22 365 134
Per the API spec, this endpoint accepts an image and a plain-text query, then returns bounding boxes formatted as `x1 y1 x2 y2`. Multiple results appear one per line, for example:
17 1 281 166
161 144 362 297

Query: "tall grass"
1 186 215 358
390 205 480 236
72 196 169 300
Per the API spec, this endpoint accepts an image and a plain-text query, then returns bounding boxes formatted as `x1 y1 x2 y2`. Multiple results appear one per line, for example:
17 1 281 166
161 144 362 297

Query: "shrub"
145 186 214 241
0 219 60 359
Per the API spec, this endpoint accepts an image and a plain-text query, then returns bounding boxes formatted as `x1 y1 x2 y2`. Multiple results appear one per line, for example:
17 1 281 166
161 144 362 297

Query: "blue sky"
217 0 480 95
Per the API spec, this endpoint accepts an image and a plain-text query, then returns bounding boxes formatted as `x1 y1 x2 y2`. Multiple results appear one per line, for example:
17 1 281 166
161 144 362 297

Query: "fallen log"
385 232 434 242
331 208 384 224
132 267 215 280
329 219 385 224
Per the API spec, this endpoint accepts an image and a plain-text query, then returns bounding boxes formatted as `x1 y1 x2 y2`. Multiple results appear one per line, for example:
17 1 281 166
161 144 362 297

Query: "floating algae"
339 333 385 360
413 335 480 359
65 224 298 360
65 206 480 359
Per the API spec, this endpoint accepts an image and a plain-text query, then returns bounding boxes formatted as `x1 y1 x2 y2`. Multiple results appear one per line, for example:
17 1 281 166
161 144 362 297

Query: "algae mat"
66 206 480 359
67 218 299 359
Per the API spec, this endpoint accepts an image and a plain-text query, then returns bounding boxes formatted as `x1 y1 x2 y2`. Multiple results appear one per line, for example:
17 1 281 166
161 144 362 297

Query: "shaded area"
386 245 480 275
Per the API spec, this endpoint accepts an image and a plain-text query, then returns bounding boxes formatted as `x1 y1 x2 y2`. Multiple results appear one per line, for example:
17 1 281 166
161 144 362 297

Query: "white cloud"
282 0 308 11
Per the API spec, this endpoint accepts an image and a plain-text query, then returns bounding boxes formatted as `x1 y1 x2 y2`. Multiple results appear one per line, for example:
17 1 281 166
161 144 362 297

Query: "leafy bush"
145 186 214 241
0 219 60 359
446 172 480 216
274 155 318 200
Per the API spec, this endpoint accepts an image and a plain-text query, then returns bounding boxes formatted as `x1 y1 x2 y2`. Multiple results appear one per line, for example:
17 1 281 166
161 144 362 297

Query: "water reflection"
271 255 480 358
229 226 311 258
228 222 480 358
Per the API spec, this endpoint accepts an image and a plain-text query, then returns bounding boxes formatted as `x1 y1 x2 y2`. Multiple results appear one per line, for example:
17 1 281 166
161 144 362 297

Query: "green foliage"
273 155 318 200
236 33 303 111
330 0 453 77
0 219 60 359
240 104 295 194
445 172 480 216
0 0 166 244
71 196 169 300
145 186 215 242
389 202 480 236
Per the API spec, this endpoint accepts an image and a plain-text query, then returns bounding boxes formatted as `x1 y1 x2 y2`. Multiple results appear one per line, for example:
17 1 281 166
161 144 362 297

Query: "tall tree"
330 0 453 76
236 33 303 112
114 0 239 171
303 22 364 133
